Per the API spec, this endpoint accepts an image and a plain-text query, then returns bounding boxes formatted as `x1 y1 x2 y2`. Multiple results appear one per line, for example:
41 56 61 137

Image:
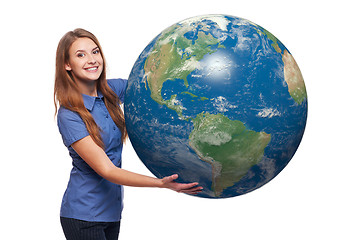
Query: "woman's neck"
75 79 98 97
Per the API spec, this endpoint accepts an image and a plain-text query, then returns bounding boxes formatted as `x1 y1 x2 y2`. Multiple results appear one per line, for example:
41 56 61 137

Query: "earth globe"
124 14 307 198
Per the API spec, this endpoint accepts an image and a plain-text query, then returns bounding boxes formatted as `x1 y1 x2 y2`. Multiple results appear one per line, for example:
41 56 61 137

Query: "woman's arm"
71 136 202 194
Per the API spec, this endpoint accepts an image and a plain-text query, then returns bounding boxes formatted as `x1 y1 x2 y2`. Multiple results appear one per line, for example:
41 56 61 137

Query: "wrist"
157 178 166 188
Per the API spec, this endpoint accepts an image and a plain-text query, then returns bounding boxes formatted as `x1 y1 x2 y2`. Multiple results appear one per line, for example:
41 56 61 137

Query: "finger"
162 174 177 184
178 186 203 194
171 174 179 180
181 189 202 194
163 174 178 183
181 182 199 189
179 189 203 195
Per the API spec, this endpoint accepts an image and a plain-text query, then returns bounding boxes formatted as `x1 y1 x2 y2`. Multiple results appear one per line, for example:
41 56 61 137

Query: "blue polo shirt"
57 78 127 222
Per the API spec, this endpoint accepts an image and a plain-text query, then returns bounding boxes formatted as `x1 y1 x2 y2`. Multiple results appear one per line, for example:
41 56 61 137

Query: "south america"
189 112 271 197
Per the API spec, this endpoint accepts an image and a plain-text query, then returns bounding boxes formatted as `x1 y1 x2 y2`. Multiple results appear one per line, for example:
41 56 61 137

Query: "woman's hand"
161 174 203 195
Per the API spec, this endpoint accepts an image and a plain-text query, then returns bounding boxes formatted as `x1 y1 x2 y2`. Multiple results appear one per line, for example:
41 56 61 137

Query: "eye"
77 53 85 58
93 49 100 54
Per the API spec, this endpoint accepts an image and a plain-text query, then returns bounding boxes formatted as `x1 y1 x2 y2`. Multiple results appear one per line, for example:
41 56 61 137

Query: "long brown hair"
54 28 127 148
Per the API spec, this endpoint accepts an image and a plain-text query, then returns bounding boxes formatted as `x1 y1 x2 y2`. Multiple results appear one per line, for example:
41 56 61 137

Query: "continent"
189 112 271 197
258 27 307 104
282 50 307 104
144 24 224 118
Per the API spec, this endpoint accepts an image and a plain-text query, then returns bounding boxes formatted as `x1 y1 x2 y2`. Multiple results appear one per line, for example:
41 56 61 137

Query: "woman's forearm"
104 166 164 188
71 136 164 188
72 136 202 194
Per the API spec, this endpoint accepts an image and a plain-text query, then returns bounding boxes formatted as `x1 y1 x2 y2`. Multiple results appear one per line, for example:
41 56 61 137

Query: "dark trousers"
60 217 120 240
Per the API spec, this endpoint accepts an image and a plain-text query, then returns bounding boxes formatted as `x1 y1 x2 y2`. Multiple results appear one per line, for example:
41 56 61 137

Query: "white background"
1 0 359 239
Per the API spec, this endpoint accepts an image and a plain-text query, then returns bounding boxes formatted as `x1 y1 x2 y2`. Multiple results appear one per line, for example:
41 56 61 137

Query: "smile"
84 66 99 72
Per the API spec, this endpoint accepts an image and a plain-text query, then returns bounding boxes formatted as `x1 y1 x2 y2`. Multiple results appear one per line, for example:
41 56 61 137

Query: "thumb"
163 174 178 183
170 174 178 181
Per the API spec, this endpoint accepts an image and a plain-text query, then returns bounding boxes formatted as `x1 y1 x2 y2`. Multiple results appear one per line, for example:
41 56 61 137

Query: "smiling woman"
54 28 124 148
65 38 104 96
54 28 202 240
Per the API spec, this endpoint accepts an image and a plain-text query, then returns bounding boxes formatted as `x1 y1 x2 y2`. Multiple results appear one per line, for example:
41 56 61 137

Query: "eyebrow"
75 47 100 54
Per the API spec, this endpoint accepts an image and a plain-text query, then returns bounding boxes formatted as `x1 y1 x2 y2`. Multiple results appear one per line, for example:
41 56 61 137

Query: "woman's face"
65 37 104 83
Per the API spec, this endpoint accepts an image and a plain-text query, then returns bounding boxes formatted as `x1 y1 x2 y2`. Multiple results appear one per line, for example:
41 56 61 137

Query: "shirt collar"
82 91 104 111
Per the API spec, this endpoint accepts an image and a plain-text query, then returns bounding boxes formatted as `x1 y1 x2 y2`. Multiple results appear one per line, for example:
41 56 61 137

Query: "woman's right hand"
161 174 203 195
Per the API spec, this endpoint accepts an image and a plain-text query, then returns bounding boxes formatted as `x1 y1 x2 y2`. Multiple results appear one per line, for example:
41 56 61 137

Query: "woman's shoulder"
107 78 128 102
107 78 127 90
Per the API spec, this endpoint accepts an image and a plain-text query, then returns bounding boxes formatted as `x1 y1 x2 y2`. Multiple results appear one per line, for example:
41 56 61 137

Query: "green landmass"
144 25 223 118
181 91 209 101
182 91 197 98
163 94 184 118
189 112 271 197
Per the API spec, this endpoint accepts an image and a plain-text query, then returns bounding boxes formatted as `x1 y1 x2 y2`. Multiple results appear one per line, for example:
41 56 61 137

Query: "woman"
54 28 202 240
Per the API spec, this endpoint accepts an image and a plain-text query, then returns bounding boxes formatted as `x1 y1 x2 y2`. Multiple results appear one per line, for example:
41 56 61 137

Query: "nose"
87 54 97 64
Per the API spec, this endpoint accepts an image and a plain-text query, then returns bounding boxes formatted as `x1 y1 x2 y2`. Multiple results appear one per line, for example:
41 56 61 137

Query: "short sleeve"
107 78 128 103
57 107 90 147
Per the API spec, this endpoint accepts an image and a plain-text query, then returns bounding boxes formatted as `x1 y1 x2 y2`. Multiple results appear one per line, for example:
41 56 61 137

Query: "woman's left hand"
161 174 203 195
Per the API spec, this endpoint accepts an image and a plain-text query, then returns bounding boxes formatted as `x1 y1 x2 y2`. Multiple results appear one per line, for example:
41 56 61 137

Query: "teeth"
86 67 97 71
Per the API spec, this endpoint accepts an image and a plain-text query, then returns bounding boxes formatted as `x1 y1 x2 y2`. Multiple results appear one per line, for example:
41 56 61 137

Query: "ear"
65 63 72 71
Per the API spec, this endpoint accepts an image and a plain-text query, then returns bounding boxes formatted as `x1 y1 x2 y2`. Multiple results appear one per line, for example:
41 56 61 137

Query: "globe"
124 14 307 198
